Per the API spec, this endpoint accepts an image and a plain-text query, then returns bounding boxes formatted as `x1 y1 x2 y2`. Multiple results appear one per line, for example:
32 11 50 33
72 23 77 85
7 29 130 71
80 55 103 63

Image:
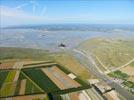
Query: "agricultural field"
23 62 57 69
0 61 15 69
0 70 43 97
16 72 43 95
5 94 48 100
22 68 60 93
108 69 134 94
0 58 91 99
0 47 52 61
123 81 134 88
0 47 92 80
0 70 9 88
23 60 54 66
77 38 134 71
0 70 17 97
52 52 92 80
42 66 81 90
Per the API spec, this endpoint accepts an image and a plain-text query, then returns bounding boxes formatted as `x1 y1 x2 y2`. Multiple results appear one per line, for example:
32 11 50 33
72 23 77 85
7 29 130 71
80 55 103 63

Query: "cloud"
0 0 43 21
1 6 27 18
15 3 29 9
0 6 50 26
40 6 47 16
30 0 38 14
0 4 80 27
15 0 38 15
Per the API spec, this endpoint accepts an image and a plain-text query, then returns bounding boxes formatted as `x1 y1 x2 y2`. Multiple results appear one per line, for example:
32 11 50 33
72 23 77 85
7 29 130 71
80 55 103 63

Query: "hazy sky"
0 0 134 27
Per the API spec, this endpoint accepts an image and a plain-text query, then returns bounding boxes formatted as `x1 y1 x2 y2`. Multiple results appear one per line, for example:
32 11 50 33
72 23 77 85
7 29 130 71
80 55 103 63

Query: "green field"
78 38 134 70
129 61 134 67
0 82 17 97
0 64 90 98
0 47 91 97
108 70 128 80
14 81 21 95
22 69 60 93
0 70 17 97
0 47 92 81
52 52 91 80
25 79 42 94
123 81 134 88
4 70 16 82
0 70 42 97
56 65 89 86
17 72 42 95
0 47 52 61
0 71 9 88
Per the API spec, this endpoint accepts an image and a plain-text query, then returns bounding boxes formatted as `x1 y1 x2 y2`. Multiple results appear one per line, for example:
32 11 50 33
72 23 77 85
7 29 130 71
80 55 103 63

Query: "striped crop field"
14 72 43 95
0 70 17 97
4 70 17 82
25 79 42 94
0 82 17 97
0 70 9 88
22 69 60 93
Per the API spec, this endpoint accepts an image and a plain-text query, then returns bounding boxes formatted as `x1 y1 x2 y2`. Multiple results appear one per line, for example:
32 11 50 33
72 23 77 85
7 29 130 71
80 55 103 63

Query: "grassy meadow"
52 52 92 80
78 38 134 70
0 47 52 61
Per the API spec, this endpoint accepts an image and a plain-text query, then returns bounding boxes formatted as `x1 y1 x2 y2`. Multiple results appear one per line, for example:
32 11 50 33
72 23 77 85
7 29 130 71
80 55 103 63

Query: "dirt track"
19 79 27 95
23 61 47 65
13 70 20 81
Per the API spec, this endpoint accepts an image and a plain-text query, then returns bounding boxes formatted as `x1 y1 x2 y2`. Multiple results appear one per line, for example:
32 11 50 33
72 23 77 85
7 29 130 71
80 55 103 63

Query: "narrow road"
106 58 134 74
71 49 134 100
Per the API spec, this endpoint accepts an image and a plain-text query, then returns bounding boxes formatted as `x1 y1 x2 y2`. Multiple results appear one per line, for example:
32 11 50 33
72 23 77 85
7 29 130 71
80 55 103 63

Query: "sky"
0 0 134 27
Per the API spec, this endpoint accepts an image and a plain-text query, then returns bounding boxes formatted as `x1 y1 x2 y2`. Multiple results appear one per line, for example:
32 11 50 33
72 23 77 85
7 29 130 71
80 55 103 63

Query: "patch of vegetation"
24 61 54 66
14 81 21 95
0 47 51 60
56 64 89 86
56 64 70 74
23 62 57 69
53 85 91 95
52 52 91 80
25 79 41 94
4 70 16 82
16 72 42 95
109 70 128 80
18 72 26 80
0 82 16 97
22 69 60 93
48 93 62 100
0 70 17 97
78 38 134 68
129 61 134 67
123 81 134 88
0 71 9 88
74 78 88 86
